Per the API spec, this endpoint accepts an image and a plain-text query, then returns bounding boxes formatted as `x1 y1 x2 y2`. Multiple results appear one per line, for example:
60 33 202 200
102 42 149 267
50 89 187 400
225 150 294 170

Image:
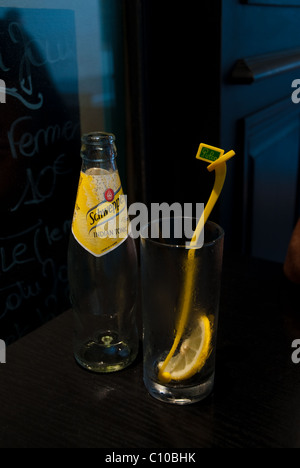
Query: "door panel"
243 98 300 262
231 48 300 84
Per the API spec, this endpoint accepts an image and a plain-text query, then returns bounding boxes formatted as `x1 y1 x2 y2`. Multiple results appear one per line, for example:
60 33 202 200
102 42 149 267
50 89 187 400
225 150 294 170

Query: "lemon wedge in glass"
158 315 212 383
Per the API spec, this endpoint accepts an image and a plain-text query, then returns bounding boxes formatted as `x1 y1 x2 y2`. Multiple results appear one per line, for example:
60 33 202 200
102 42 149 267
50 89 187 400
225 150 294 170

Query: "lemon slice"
158 315 212 383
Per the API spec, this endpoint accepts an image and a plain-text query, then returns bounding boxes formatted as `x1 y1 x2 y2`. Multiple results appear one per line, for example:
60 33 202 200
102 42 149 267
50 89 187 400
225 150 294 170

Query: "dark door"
220 0 300 262
125 0 300 263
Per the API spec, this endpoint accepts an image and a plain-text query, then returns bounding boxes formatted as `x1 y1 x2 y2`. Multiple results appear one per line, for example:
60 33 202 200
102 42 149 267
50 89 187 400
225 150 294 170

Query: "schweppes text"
89 198 120 226
71 169 129 257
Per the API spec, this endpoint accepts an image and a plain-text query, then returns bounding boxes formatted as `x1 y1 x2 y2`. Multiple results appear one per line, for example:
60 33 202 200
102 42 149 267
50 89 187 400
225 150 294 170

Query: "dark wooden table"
1 254 300 449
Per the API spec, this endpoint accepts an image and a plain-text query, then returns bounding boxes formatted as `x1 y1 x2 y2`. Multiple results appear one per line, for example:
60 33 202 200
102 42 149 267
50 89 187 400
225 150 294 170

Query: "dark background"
1 0 300 342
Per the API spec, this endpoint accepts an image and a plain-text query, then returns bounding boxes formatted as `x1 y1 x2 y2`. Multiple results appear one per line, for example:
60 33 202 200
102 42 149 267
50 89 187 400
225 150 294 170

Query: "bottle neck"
80 132 118 173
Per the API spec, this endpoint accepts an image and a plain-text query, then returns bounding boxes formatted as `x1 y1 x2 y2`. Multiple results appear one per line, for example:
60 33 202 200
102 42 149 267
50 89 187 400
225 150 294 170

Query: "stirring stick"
158 146 235 381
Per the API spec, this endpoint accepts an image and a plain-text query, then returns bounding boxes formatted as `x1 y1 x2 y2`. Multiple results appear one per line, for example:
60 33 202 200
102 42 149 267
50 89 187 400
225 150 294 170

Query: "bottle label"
71 169 129 257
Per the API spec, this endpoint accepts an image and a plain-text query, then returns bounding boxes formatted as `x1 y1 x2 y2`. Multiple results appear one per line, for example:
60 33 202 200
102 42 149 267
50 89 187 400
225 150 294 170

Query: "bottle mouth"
81 131 116 145
81 131 117 161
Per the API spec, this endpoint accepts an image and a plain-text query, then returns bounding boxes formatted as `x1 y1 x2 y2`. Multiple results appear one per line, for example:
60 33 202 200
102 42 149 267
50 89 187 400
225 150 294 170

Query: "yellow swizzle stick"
158 144 235 383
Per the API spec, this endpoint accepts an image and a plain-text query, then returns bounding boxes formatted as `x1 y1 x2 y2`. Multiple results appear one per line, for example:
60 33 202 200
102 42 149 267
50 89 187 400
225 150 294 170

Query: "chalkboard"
0 8 81 343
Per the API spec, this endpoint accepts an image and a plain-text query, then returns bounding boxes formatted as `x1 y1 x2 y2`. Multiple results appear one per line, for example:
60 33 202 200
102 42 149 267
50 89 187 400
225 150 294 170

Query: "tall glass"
140 218 224 404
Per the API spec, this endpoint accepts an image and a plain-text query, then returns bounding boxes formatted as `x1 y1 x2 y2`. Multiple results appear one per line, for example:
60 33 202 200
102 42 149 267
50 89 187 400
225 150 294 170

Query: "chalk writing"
8 116 79 159
0 218 72 321
5 86 42 110
0 21 74 110
11 152 74 212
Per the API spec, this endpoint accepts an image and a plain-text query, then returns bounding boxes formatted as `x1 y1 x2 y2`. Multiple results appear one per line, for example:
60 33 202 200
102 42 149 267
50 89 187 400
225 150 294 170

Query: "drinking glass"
140 218 224 404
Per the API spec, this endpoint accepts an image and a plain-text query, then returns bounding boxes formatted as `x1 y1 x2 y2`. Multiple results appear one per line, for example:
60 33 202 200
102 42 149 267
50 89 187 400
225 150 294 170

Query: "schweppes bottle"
68 132 138 372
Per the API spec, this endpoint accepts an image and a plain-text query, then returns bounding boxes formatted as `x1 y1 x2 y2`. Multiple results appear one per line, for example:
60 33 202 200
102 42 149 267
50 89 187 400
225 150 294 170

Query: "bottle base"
143 373 214 405
74 331 137 373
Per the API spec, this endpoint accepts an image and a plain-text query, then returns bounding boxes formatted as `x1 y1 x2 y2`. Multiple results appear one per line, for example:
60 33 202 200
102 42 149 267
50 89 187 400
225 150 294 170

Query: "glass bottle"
68 131 138 372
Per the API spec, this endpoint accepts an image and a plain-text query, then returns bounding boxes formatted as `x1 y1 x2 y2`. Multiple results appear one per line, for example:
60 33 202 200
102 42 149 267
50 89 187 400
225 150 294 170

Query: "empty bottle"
68 131 138 372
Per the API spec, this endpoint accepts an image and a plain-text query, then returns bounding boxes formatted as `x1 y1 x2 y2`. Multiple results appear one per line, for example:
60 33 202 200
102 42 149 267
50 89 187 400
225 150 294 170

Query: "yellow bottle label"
71 169 129 257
